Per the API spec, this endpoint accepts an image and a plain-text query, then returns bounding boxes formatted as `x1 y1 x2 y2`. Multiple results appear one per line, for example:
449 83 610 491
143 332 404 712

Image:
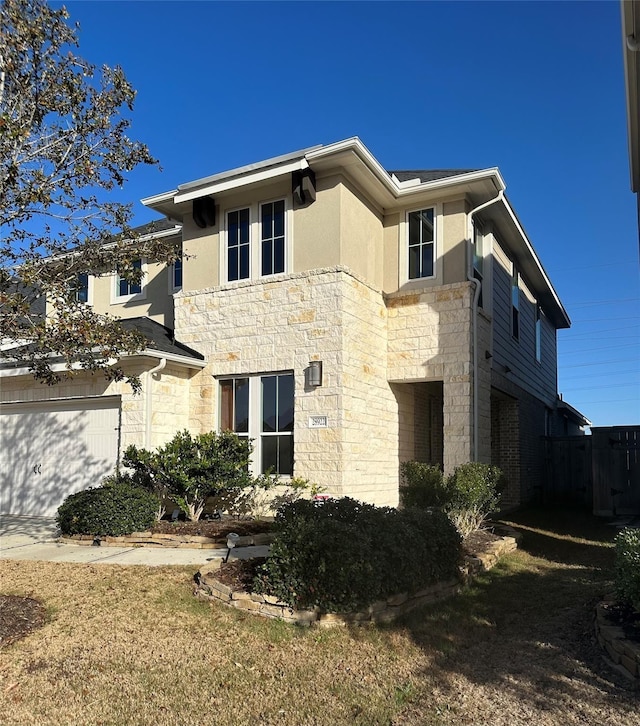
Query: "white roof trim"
127 349 206 368
0 348 205 378
174 158 309 204
501 197 569 325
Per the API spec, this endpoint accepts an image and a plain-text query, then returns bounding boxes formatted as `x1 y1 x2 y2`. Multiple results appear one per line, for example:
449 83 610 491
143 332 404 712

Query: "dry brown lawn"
0 507 638 725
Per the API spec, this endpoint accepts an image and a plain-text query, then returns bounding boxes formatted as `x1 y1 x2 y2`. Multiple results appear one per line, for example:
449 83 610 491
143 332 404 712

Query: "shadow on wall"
0 401 119 518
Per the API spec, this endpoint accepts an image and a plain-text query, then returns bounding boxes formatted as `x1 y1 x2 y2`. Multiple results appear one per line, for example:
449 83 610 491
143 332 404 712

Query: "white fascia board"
306 137 398 194
141 189 178 208
501 197 570 326
0 358 119 378
395 168 505 199
305 137 505 200
174 159 310 204
0 349 205 378
128 349 207 369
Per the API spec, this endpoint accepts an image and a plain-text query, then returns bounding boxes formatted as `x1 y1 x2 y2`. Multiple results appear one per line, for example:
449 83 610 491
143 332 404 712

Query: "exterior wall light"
308 360 323 387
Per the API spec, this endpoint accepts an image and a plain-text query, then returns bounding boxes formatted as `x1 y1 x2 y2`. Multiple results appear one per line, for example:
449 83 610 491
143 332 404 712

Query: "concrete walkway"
0 515 268 567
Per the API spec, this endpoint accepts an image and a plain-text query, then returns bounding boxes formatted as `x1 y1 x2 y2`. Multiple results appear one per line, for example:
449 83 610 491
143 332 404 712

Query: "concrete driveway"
0 515 267 566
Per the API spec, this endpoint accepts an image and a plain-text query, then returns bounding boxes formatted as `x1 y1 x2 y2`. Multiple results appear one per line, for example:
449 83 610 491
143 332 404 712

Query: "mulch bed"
151 518 274 539
214 557 268 590
213 529 504 594
0 595 46 649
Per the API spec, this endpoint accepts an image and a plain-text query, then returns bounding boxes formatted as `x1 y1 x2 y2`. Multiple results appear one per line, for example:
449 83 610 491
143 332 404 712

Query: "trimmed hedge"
615 527 640 612
57 480 160 536
253 497 462 613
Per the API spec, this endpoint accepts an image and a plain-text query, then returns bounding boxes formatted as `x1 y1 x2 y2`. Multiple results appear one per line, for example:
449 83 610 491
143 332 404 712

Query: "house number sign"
308 415 328 428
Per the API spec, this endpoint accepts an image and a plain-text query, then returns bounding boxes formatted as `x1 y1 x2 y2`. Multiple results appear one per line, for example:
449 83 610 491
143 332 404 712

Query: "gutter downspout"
145 357 167 448
467 189 504 460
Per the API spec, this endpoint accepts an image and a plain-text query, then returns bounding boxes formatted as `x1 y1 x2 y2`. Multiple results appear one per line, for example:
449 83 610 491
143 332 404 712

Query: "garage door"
0 396 121 517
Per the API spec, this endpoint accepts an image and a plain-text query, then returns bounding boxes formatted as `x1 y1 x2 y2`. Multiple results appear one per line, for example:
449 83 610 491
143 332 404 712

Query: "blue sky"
63 0 639 427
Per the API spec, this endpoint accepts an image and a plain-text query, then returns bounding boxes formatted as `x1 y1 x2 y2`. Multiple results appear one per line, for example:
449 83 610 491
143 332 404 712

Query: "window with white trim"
407 207 435 280
227 208 251 281
261 200 286 276
219 372 294 475
114 259 145 302
224 199 288 283
75 273 90 303
170 258 183 292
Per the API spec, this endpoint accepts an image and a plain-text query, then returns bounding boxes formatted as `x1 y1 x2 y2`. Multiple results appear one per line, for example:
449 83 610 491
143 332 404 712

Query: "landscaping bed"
196 526 521 626
58 517 274 548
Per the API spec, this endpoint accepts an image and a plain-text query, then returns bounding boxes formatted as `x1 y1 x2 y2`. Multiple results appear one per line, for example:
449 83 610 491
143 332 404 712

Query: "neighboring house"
0 137 588 517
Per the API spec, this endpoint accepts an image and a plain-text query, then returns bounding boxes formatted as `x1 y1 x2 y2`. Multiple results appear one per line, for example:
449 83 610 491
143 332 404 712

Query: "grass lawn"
0 507 638 725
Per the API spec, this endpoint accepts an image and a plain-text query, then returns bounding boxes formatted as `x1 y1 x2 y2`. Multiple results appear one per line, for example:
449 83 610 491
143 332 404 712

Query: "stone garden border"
594 599 640 682
194 526 521 627
59 532 273 549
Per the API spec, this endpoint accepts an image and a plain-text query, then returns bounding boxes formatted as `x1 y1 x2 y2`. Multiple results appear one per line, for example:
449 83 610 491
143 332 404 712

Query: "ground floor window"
219 372 294 475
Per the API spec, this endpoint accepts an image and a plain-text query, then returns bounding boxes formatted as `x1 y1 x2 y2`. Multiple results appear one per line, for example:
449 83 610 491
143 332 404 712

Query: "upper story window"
535 304 542 362
227 208 251 281
511 268 520 341
407 207 435 280
170 258 183 292
75 273 90 303
225 199 289 283
261 200 286 276
114 259 145 303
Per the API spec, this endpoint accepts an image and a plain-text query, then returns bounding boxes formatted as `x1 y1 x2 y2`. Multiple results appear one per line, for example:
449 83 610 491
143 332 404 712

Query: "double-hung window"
227 208 251 281
261 200 286 276
114 259 145 302
75 273 90 303
170 258 183 292
407 207 435 280
225 199 288 283
219 372 294 475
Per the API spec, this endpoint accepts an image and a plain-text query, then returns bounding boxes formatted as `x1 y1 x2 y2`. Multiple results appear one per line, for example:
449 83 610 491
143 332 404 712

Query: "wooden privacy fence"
543 426 640 515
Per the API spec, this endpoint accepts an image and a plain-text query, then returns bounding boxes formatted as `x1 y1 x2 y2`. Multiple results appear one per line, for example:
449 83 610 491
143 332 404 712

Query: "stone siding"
175 267 399 506
387 282 475 475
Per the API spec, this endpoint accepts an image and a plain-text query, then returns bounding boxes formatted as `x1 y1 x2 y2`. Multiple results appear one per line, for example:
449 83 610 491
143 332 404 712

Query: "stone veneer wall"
174 271 483 506
386 282 475 475
174 267 400 506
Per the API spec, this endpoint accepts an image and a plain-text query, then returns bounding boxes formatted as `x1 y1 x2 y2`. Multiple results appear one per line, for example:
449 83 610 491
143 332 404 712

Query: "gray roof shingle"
120 317 204 361
389 169 479 183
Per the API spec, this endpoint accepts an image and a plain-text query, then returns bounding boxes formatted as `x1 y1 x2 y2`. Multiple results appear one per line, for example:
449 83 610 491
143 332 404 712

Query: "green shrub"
615 528 640 611
57 479 159 536
444 463 503 536
253 498 462 612
123 430 253 521
445 462 503 513
399 461 503 536
399 461 447 508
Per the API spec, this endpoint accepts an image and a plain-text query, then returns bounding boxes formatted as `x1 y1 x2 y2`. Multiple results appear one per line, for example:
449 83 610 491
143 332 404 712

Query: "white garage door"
0 396 121 517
